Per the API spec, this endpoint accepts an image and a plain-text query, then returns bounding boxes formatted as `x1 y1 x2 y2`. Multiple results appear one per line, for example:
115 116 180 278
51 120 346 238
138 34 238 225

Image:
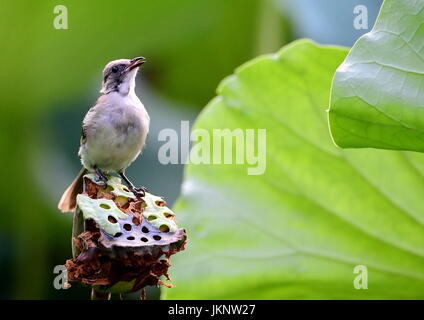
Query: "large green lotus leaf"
164 40 424 299
329 0 424 152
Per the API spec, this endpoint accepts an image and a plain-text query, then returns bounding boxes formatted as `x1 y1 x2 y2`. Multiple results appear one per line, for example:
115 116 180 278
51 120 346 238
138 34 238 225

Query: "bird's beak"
126 57 146 71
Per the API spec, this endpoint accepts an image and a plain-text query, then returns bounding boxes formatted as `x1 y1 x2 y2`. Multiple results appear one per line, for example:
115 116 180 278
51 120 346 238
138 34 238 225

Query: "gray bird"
58 57 150 212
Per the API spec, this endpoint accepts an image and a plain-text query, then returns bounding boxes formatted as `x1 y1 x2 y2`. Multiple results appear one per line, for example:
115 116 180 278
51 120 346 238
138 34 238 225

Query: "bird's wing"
80 125 87 146
80 96 104 146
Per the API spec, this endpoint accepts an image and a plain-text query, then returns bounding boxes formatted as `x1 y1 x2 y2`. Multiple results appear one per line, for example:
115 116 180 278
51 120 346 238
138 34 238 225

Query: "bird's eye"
111 66 119 73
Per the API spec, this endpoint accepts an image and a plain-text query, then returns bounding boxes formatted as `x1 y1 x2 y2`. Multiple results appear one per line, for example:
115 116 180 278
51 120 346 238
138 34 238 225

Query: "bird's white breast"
80 92 150 172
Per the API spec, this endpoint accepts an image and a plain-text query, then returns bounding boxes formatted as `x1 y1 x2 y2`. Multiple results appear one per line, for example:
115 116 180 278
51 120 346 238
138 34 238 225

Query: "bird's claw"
94 167 109 185
132 186 148 198
118 172 147 198
134 186 149 193
94 176 108 187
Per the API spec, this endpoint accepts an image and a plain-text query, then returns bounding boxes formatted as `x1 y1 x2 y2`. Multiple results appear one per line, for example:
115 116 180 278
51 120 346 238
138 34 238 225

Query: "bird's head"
100 57 146 95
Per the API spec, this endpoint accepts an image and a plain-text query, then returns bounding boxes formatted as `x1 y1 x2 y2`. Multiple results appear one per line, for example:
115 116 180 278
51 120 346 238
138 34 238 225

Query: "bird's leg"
118 172 148 198
94 166 108 185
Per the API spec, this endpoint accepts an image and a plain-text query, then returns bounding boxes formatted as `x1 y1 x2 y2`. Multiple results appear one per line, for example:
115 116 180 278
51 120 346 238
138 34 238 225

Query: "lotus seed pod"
64 174 186 299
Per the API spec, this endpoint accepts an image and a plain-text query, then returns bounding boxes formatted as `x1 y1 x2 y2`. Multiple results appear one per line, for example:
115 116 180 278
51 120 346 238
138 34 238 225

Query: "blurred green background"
0 0 381 299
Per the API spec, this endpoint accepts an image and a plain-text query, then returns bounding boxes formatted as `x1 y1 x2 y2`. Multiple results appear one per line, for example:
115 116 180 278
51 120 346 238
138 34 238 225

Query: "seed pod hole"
159 225 170 233
155 200 166 207
114 232 122 238
153 235 161 241
141 237 148 242
123 224 132 231
164 212 174 218
142 226 149 233
108 216 117 223
127 236 135 240
147 215 157 221
100 203 111 210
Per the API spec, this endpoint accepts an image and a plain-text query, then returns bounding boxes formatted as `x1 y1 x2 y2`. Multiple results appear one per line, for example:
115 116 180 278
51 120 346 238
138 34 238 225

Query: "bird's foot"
94 166 108 186
129 185 148 198
134 186 149 193
94 177 108 186
119 172 147 198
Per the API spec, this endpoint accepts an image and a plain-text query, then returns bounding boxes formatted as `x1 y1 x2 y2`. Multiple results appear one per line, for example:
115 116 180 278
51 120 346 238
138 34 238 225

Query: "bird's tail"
58 168 87 213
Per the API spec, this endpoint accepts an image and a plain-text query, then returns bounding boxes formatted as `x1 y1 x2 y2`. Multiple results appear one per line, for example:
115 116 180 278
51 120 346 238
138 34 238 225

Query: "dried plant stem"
91 288 111 300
